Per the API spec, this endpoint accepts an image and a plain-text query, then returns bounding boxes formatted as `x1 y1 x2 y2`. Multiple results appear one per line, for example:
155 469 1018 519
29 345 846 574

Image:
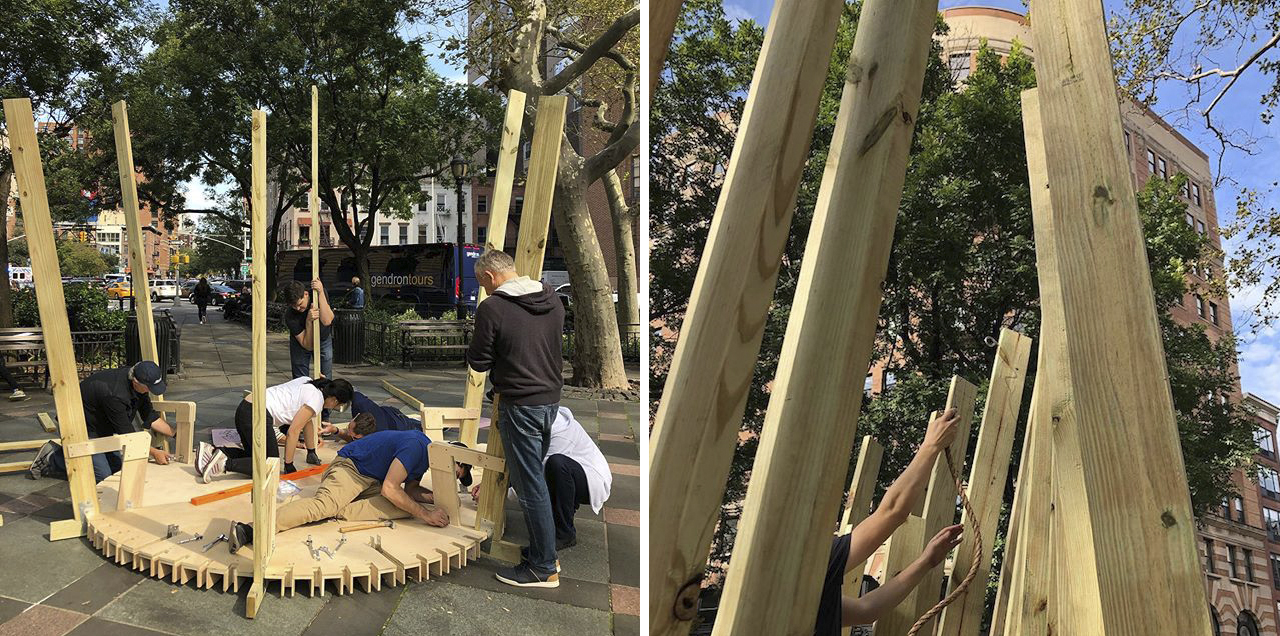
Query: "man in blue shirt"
320 391 418 440
349 277 365 309
225 430 473 552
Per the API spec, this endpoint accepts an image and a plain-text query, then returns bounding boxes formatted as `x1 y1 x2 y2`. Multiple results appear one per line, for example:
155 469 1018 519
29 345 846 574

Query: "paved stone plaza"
0 302 640 636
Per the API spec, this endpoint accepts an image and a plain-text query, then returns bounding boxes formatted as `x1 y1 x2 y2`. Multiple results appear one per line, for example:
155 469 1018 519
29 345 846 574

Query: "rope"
906 448 983 636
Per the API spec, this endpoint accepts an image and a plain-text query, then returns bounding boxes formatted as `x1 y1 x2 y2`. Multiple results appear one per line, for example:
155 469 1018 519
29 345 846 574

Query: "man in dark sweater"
466 249 565 589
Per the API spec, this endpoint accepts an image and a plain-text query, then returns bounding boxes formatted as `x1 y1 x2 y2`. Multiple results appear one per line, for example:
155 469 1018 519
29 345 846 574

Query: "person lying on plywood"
319 390 421 441
813 409 965 635
221 428 474 553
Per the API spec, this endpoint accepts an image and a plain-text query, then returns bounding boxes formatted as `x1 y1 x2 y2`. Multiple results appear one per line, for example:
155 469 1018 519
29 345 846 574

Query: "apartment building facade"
273 178 473 253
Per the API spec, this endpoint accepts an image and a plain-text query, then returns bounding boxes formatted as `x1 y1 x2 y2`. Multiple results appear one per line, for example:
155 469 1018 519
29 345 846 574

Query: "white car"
149 279 179 302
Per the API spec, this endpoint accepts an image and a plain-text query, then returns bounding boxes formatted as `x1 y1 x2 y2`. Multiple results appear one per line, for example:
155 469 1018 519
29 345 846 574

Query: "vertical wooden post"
707 3 941 632
647 0 848 629
476 95 567 542
111 102 160 370
871 515 927 636
839 437 882 636
4 98 99 540
1027 0 1212 632
309 85 321 443
245 109 274 619
936 329 1032 636
114 430 152 511
649 0 684 90
460 89 526 448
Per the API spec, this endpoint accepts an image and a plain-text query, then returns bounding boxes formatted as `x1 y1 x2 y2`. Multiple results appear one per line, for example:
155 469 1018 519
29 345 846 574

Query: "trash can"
125 309 182 375
332 309 365 365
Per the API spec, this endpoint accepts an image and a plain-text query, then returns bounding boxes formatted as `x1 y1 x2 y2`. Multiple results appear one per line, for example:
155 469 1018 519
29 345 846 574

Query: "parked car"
189 283 236 305
180 279 199 298
105 282 133 299
149 279 179 302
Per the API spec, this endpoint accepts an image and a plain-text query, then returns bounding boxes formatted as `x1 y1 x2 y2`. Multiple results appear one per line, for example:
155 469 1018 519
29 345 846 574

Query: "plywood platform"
83 444 490 597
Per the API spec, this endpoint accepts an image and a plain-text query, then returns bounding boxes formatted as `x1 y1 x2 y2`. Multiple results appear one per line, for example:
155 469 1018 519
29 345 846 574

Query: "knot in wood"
674 578 702 621
1160 510 1177 528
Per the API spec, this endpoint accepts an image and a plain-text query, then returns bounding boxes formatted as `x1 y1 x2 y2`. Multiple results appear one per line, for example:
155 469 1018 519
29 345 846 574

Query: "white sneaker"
201 449 227 484
195 441 214 474
8 389 27 401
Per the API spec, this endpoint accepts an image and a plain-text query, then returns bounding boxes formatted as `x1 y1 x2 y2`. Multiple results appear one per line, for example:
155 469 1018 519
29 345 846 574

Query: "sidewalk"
0 302 640 636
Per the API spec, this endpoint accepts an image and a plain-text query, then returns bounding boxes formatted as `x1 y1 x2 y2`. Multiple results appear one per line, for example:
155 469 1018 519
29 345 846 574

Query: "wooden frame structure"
837 436 881 636
309 85 322 445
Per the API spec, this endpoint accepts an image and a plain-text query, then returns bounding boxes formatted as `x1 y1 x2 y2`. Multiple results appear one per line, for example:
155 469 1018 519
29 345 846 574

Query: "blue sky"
719 0 1279 406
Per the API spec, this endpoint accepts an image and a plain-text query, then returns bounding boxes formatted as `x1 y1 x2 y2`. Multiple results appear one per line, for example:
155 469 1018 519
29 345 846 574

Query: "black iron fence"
72 330 127 375
360 317 641 367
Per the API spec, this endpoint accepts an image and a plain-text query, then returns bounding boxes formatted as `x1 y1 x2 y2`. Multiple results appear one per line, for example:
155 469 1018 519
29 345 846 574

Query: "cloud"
723 3 753 23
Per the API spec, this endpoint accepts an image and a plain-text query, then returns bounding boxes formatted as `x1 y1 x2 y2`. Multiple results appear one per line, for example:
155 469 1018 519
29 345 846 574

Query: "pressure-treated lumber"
1025 0 1212 631
0 439 52 452
429 442 505 527
647 0 850 629
111 101 160 371
154 401 198 463
476 95 567 545
309 85 321 448
911 377 978 624
649 0 684 90
38 412 56 433
0 461 33 473
4 98 98 539
246 109 273 619
872 515 926 636
459 89 525 448
381 379 424 410
709 5 943 629
839 437 882 636
191 464 329 506
936 329 1032 636
113 431 151 512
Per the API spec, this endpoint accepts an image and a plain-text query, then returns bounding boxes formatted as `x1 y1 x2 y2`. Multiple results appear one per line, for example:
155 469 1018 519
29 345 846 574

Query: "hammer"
339 520 395 533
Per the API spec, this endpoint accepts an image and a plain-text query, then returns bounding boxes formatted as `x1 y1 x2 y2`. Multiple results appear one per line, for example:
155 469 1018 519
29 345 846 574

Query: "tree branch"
543 6 639 96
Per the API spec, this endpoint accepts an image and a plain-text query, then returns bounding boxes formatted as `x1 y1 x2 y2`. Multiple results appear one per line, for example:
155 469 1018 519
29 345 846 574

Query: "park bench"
399 320 471 368
0 328 49 388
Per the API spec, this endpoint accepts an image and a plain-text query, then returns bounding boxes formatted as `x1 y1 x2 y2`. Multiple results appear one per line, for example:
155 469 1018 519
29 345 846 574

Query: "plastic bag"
277 479 301 502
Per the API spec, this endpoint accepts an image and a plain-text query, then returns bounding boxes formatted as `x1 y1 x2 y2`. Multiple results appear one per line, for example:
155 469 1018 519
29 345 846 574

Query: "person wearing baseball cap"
28 361 176 483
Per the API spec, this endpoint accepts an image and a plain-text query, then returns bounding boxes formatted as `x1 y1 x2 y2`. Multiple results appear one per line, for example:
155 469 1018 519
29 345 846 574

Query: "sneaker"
305 450 322 466
27 441 58 480
494 562 559 588
8 389 27 401
195 442 214 474
201 449 227 484
227 521 253 552
519 547 562 573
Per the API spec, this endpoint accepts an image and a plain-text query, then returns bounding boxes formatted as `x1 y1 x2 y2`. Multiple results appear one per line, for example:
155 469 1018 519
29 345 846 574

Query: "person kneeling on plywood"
813 409 965 635
222 428 474 553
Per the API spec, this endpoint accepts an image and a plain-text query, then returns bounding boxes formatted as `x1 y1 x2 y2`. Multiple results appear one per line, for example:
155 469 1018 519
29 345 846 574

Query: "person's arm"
465 305 497 373
282 405 315 469
846 408 959 571
313 279 334 326
404 481 435 504
139 397 172 437
382 459 448 526
290 310 315 350
841 524 963 626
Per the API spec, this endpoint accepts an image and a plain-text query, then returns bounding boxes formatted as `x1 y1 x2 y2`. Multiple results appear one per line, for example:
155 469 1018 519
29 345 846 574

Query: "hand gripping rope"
906 447 982 636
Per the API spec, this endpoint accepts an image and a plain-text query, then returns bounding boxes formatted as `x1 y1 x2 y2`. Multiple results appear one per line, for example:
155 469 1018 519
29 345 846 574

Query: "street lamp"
450 155 469 320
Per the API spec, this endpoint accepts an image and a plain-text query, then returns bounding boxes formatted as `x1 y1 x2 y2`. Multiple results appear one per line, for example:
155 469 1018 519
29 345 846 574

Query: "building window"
477 195 487 214
298 225 310 246
1259 428 1276 459
1196 220 1206 236
1260 467 1280 499
1181 178 1191 199
948 52 972 82
477 226 488 245
1235 497 1246 523
1195 295 1205 318
1186 212 1196 228
418 224 428 244
632 153 640 201
418 199 428 212
398 224 408 245
1147 150 1157 175
1159 157 1168 179
1271 554 1280 590
1193 183 1202 207
1209 302 1219 325
1244 549 1255 582
1239 611 1260 636
1207 539 1216 573
320 224 331 246
379 223 390 245
1228 545 1239 579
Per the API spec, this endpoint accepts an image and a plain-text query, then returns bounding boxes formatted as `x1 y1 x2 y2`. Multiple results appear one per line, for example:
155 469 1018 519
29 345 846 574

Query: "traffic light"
171 254 180 265
183 254 191 264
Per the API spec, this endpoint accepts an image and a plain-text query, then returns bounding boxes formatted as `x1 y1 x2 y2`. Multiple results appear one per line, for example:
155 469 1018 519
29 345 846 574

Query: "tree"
56 239 113 277
429 0 640 388
190 215 245 278
0 0 150 326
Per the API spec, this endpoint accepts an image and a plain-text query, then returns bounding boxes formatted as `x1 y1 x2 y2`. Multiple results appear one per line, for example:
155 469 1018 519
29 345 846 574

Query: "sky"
716 0 1279 407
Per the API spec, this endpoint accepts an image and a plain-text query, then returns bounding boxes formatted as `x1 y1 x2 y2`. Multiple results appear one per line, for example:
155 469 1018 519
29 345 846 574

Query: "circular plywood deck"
83 444 490 597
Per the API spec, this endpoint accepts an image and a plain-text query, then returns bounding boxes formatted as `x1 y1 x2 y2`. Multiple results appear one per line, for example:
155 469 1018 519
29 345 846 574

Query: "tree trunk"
0 168 12 328
266 208 286 295
602 168 639 331
552 149 628 389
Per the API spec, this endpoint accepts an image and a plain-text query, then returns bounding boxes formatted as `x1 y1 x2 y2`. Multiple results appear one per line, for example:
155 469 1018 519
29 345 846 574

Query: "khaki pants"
276 457 410 532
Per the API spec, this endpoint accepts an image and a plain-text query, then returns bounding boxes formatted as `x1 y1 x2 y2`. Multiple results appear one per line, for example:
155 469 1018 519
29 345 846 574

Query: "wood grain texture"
111 101 159 369
709 5 943 633
1028 1 1211 631
310 85 321 445
647 0 874 631
248 109 272 619
460 89 526 448
4 98 99 537
648 0 684 90
839 437 883 636
936 329 1032 636
872 515 926 636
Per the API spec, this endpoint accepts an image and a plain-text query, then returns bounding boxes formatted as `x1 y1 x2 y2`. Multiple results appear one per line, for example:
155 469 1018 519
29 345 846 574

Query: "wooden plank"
910 377 978 625
871 515 926 636
111 101 159 368
38 412 56 433
477 95 567 544
115 431 151 511
936 329 1032 636
428 443 462 524
381 379 423 410
4 98 100 538
247 108 271 620
310 84 321 444
460 89 525 448
1028 1 1212 630
65 435 125 458
839 437 882 636
190 464 328 506
648 0 909 631
247 458 280 617
154 401 197 463
0 439 52 452
424 407 483 422
649 0 684 91
0 461 33 473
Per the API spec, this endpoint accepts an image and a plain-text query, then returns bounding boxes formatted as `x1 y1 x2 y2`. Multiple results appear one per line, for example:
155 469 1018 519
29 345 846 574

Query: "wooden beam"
839 437 882 636
381 379 424 410
936 330 1032 636
4 98 99 539
247 108 272 620
0 461 33 473
429 443 463 524
310 84 321 445
649 0 684 91
1028 1 1211 630
460 89 526 448
111 101 160 367
37 412 56 433
153 401 197 463
114 431 151 511
871 515 926 636
477 95 567 544
647 0 852 628
0 439 52 453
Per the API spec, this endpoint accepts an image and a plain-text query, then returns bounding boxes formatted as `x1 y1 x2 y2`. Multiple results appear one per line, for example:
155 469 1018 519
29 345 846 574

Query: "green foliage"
56 239 114 277
12 285 127 332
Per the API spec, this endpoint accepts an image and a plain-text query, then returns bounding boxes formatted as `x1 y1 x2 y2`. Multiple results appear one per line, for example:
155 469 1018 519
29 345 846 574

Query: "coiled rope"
906 447 982 636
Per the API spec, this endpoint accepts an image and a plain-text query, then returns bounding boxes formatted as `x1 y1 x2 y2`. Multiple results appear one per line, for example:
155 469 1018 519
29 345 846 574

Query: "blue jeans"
497 401 558 575
290 338 333 419
46 443 122 483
